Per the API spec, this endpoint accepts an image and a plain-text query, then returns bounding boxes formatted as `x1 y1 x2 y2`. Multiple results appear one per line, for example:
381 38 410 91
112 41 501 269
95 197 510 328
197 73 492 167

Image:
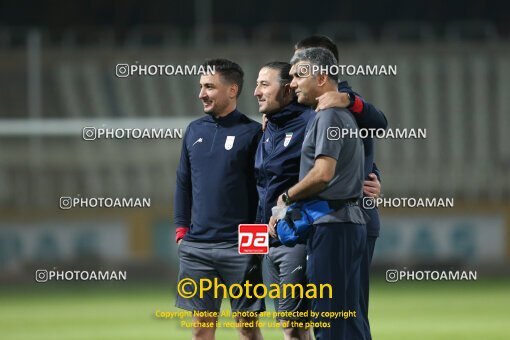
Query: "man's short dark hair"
295 35 339 62
203 58 244 97
290 47 339 83
262 61 292 85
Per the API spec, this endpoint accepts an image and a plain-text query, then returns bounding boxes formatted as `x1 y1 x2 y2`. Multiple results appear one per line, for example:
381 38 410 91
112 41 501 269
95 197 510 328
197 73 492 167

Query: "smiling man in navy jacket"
254 61 314 340
174 58 264 340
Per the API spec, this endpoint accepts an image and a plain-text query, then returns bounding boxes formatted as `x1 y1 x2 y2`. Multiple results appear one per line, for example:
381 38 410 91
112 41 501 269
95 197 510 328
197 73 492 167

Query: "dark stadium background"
0 1 509 339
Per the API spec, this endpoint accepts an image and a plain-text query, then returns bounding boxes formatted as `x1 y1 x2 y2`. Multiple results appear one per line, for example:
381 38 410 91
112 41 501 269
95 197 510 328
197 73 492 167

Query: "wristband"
282 190 293 206
175 227 189 243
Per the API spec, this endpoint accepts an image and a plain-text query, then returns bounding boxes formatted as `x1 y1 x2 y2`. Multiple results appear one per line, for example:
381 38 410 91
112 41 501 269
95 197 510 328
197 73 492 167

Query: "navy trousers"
360 235 377 339
360 205 380 339
306 222 367 340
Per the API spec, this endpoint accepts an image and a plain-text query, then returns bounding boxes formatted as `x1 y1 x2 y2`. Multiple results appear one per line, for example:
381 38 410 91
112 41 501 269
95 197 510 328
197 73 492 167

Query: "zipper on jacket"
261 126 277 223
210 123 218 153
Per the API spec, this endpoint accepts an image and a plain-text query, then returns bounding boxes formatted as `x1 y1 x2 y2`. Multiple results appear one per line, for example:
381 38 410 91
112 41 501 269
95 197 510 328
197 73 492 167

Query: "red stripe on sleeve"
350 96 364 114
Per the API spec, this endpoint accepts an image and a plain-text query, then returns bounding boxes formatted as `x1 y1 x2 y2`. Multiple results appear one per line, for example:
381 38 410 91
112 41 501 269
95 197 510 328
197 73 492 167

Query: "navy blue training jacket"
254 101 313 228
339 81 387 237
174 109 262 243
255 82 387 241
339 81 388 182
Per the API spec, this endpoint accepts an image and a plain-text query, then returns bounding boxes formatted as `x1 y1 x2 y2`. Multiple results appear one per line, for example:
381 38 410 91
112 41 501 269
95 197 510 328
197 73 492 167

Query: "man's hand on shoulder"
316 91 351 111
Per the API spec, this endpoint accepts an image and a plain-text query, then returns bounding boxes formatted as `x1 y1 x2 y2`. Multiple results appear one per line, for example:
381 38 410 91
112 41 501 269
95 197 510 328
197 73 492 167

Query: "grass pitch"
1 278 509 339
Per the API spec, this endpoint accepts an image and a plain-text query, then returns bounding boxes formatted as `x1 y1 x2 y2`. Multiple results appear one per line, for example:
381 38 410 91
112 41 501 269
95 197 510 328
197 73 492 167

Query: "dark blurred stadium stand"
0 0 509 280
0 22 509 208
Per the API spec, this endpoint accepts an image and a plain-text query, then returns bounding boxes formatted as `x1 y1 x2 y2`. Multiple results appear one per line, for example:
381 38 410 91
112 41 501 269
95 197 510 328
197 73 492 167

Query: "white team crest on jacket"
225 136 235 150
284 132 293 147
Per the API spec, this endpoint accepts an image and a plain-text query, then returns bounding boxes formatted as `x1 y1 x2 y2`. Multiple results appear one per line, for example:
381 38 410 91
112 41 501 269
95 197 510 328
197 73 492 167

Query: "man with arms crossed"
254 61 314 340
279 47 367 339
174 59 264 340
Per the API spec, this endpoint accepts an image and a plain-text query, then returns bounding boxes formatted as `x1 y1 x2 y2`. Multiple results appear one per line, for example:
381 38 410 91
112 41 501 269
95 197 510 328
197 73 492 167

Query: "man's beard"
203 105 216 116
203 101 222 116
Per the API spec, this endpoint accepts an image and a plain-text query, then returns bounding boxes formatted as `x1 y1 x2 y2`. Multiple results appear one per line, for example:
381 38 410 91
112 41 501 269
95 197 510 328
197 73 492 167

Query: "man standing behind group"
254 62 314 340
279 47 367 340
174 59 264 340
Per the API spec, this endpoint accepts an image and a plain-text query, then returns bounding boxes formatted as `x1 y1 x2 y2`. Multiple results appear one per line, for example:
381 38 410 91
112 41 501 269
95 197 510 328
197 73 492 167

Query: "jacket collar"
338 80 352 91
204 109 241 126
266 100 307 127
